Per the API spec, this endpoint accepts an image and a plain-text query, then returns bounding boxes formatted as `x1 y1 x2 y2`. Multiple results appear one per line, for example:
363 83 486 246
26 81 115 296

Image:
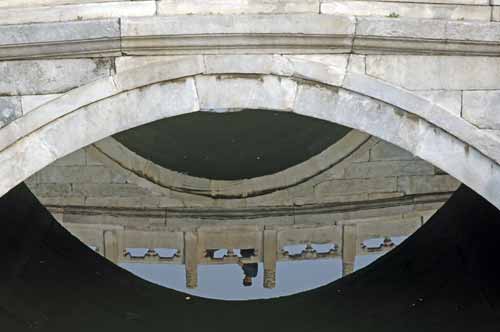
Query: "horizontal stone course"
463 91 500 129
158 0 320 15
0 59 112 95
321 1 491 21
0 1 155 25
0 19 119 45
315 178 398 196
0 0 127 8
0 97 21 128
365 55 500 90
397 175 460 195
122 14 354 36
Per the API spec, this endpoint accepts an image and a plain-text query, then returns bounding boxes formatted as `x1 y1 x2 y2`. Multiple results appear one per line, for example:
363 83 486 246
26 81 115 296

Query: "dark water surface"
1 184 500 331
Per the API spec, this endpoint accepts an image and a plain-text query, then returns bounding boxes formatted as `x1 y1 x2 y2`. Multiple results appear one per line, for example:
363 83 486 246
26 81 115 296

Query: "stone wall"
26 135 459 223
0 1 499 23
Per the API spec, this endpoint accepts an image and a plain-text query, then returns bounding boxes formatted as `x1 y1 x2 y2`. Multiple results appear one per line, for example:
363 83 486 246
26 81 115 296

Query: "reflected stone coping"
92 130 370 198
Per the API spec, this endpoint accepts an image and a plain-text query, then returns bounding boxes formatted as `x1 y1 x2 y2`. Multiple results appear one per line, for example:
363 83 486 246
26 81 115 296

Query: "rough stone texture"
21 94 62 115
0 59 112 95
196 75 297 111
494 7 500 22
315 178 397 197
0 0 126 8
0 19 119 45
398 175 460 195
415 90 462 117
0 97 21 128
365 56 500 90
463 91 500 129
321 1 491 21
122 14 354 36
28 133 455 212
158 0 320 15
370 141 414 161
0 1 155 25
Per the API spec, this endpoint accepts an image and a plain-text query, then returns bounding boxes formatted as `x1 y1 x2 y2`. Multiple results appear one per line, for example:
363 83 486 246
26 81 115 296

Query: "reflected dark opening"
113 110 350 180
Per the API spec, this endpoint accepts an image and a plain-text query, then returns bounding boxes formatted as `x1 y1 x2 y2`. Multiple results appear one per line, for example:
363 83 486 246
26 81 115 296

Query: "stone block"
398 175 460 195
463 90 500 129
315 178 397 197
344 160 435 179
21 94 61 115
0 97 21 128
356 17 446 41
0 1 155 25
446 21 500 42
365 55 500 90
370 141 414 161
123 14 354 37
36 166 113 184
158 0 320 15
52 149 86 166
0 59 112 95
196 75 297 111
72 183 152 197
27 183 72 197
0 0 126 8
322 1 490 21
494 7 500 22
415 90 462 117
294 83 340 121
115 56 189 73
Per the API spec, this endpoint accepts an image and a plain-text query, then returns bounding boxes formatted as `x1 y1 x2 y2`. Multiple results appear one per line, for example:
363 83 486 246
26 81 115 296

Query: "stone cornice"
1 15 500 60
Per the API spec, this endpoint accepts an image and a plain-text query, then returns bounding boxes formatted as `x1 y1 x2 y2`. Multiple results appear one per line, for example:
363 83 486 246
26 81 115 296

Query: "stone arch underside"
1 55 500 208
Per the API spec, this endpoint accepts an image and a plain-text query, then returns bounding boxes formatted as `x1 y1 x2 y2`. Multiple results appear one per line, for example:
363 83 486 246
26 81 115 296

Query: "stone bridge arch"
1 55 500 208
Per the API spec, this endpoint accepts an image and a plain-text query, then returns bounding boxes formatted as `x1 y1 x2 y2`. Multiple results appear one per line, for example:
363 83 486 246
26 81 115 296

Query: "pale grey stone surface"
196 75 297 111
0 97 21 128
0 1 155 25
0 0 127 8
365 55 500 90
370 142 414 161
494 7 500 21
356 17 446 40
21 94 62 114
343 160 435 179
322 1 490 21
121 14 355 36
415 90 462 117
0 19 119 45
0 59 112 95
463 91 500 129
398 175 460 195
315 178 397 196
158 0 320 15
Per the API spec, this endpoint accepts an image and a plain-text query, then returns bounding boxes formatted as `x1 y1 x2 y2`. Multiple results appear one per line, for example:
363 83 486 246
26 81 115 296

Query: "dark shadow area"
1 183 500 331
113 110 351 180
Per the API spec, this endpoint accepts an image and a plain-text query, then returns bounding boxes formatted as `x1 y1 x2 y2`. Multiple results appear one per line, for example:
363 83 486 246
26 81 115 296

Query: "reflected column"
263 229 277 289
342 224 357 276
184 231 199 289
103 230 119 264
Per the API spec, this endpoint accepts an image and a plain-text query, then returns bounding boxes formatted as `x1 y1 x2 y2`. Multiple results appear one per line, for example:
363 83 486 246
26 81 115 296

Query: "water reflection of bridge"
62 212 424 289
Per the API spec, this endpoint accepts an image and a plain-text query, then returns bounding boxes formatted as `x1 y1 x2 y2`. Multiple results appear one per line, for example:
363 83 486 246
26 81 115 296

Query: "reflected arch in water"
0 55 499 208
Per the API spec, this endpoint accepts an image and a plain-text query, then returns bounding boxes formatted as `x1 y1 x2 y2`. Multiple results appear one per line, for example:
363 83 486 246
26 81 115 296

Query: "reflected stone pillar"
184 231 199 289
341 224 357 277
103 230 119 264
263 229 277 289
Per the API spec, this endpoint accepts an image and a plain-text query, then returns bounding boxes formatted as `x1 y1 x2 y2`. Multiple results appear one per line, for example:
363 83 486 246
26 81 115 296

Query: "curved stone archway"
91 130 370 199
1 55 499 208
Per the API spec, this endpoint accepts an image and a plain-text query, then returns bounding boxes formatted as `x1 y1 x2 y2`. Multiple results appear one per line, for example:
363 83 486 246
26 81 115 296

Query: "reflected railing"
65 214 423 290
